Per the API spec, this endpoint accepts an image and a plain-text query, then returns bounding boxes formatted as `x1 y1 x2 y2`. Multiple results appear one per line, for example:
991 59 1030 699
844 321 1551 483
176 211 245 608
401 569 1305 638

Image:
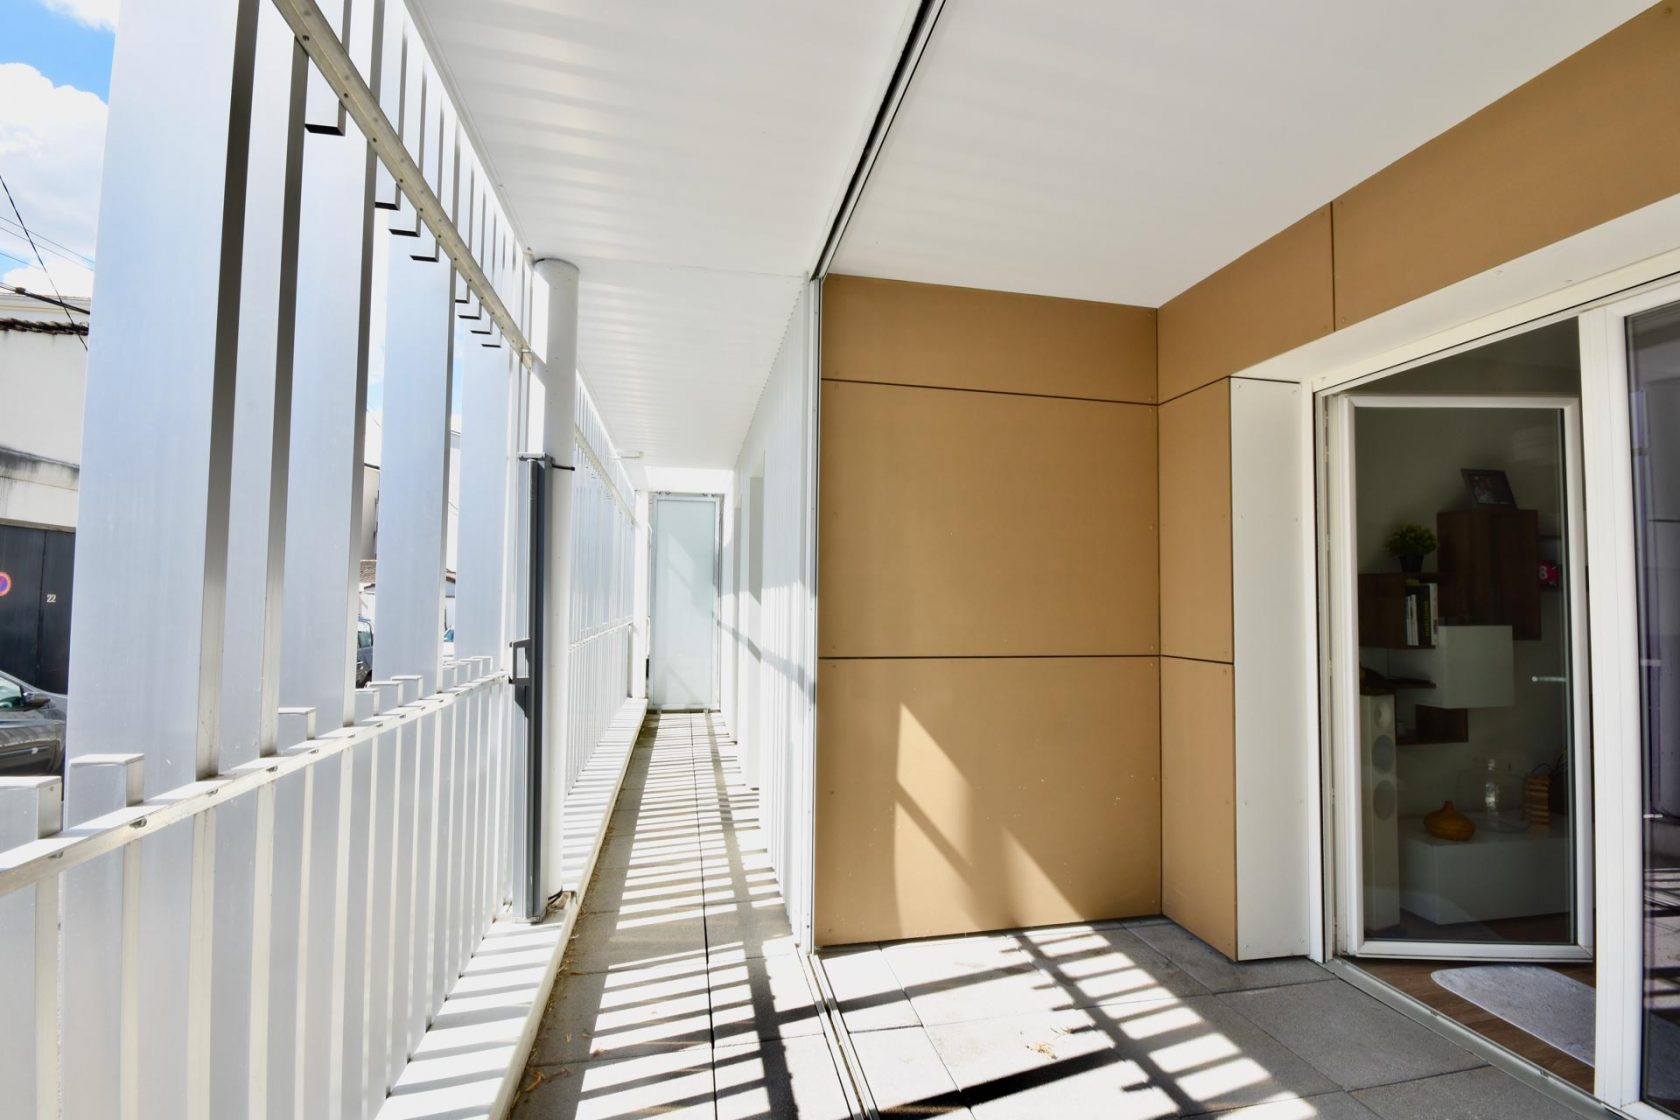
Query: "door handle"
1531 675 1567 683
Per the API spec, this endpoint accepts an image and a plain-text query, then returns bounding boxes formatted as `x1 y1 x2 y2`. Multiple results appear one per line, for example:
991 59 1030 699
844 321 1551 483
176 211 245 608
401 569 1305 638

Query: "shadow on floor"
512 713 1586 1119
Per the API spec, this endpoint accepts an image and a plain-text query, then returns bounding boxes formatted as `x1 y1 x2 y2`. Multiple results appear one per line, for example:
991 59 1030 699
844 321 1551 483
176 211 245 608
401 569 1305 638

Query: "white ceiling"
832 0 1650 307
411 0 919 469
414 0 1648 470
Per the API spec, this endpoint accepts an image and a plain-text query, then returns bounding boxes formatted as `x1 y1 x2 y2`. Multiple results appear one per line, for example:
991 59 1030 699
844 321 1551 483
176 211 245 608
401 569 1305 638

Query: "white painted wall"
722 283 818 945
0 291 86 530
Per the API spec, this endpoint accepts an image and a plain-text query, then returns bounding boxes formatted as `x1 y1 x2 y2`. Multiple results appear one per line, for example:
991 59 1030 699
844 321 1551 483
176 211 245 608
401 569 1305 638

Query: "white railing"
559 384 638 804
0 659 509 1120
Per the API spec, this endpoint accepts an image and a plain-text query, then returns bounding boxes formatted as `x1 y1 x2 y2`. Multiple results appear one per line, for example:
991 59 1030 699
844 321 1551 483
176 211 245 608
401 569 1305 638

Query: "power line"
0 170 86 349
1 282 89 314
0 215 94 268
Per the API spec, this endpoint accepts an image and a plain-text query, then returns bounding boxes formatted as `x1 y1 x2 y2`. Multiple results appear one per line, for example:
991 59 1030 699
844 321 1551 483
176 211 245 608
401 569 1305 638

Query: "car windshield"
358 624 373 648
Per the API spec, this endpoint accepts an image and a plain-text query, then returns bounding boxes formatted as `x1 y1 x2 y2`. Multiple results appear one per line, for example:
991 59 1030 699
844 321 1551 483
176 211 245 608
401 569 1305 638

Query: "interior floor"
1352 958 1595 1091
512 712 1592 1119
1368 910 1575 946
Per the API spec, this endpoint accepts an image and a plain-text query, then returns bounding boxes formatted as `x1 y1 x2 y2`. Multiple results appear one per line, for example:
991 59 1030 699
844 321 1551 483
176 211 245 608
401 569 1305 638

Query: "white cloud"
0 62 106 298
38 0 120 31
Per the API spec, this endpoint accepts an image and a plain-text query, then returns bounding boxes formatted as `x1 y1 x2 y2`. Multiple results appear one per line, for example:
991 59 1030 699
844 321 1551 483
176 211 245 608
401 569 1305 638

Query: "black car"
357 617 374 687
0 669 66 775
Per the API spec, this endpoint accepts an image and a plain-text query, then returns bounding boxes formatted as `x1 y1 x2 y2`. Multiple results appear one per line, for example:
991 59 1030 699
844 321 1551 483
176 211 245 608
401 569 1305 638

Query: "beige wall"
1148 0 1680 958
815 275 1159 946
814 3 1680 955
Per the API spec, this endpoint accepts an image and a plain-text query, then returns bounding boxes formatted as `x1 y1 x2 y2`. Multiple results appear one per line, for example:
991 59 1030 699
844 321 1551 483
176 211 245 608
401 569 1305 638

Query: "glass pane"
1347 321 1582 947
1627 302 1680 1113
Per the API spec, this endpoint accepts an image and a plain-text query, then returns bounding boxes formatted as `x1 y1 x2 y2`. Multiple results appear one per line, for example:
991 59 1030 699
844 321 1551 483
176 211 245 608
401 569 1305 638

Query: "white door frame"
1324 391 1593 962
1579 277 1680 1117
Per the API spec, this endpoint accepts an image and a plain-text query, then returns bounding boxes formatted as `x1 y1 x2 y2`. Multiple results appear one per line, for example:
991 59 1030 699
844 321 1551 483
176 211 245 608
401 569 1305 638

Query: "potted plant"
1385 523 1436 574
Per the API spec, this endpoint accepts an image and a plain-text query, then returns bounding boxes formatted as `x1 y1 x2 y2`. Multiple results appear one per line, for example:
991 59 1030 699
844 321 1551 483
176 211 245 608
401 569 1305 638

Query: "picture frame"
1461 467 1517 508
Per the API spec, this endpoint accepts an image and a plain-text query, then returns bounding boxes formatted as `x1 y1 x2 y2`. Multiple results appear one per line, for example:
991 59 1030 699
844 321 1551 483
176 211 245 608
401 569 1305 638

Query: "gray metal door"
649 495 719 710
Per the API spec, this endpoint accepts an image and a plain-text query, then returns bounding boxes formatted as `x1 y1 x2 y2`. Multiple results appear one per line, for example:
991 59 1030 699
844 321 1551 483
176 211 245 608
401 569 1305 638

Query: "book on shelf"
1401 579 1436 648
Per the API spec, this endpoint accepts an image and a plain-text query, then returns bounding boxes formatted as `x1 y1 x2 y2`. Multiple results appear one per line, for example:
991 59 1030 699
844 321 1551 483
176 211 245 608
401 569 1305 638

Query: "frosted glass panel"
649 496 718 710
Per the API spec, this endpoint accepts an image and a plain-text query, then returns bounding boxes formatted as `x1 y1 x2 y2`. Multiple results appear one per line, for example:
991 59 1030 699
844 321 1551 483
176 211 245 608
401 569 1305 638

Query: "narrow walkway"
516 713 1591 1119
514 711 848 1119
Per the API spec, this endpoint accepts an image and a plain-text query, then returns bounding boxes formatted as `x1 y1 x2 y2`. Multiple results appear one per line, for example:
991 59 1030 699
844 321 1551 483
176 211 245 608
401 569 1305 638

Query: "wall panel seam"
820 375 1155 407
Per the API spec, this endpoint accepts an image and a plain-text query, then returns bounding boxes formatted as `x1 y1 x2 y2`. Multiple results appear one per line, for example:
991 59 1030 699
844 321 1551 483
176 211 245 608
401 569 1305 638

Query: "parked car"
442 627 455 662
0 668 66 775
356 617 374 687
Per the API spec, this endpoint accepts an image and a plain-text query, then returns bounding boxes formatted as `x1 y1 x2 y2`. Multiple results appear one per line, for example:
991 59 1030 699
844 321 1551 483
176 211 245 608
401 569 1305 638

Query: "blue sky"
0 1 114 98
0 0 115 297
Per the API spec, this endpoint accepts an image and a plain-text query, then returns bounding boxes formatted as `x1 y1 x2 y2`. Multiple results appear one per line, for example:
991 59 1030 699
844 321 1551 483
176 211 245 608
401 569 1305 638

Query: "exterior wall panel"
822 274 1157 402
1157 208 1335 401
1161 656 1236 958
1158 380 1233 664
815 276 1160 946
1333 4 1680 328
818 379 1158 659
815 656 1160 945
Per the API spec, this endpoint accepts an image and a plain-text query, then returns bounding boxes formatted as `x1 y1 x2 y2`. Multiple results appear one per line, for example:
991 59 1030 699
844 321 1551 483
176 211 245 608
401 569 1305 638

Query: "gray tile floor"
513 714 1587 1119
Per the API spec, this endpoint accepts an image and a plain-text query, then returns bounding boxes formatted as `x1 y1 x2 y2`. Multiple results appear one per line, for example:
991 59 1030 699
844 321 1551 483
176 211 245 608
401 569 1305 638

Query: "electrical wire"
1 281 88 314
0 170 86 349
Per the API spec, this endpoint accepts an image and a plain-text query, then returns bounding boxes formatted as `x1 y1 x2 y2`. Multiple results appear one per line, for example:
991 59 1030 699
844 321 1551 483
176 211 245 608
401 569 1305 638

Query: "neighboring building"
0 287 86 692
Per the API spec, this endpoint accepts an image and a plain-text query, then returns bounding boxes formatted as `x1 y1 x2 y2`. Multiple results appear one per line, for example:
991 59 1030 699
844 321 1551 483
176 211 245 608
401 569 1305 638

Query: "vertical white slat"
257 706 314 1120
474 667 495 929
387 677 421 1081
362 679 402 1116
299 730 359 1118
405 691 440 1041
62 754 144 1120
180 800 220 1120
340 687 379 1120
432 688 459 999
460 676 485 958
0 777 63 1120
447 676 471 982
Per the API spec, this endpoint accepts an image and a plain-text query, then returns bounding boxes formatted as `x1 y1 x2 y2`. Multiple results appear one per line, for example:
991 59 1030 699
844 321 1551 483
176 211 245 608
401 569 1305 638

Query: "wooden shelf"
1358 572 1439 650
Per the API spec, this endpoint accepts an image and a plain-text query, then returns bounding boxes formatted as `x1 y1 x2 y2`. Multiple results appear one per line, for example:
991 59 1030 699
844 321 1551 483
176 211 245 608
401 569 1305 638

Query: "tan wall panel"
823 274 1158 403
1161 657 1236 958
1334 4 1680 328
814 656 1161 946
1159 380 1232 663
1157 208 1334 400
818 380 1158 658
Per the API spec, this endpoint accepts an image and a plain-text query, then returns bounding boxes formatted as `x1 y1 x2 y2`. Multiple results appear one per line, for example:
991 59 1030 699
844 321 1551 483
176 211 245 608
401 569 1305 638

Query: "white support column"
375 246 456 695
534 259 579 901
65 0 258 796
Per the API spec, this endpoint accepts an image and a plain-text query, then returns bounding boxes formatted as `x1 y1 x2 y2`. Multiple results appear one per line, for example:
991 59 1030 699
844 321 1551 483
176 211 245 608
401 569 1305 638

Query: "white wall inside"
722 283 818 946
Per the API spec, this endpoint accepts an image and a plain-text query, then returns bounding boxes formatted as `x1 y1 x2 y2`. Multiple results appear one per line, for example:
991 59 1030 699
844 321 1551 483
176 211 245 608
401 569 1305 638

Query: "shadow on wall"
815 657 1162 946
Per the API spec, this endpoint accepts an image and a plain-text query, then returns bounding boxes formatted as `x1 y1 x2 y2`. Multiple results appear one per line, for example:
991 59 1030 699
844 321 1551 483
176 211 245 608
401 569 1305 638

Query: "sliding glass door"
1328 375 1593 960
1584 290 1680 1117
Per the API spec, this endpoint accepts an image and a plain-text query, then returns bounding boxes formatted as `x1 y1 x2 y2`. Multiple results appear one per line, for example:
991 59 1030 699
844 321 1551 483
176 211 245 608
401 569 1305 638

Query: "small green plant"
1385 523 1437 559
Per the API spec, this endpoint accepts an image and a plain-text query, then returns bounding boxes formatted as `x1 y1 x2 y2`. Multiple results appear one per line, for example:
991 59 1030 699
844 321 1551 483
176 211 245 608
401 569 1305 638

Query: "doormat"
1431 964 1594 1064
1431 963 1680 1099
